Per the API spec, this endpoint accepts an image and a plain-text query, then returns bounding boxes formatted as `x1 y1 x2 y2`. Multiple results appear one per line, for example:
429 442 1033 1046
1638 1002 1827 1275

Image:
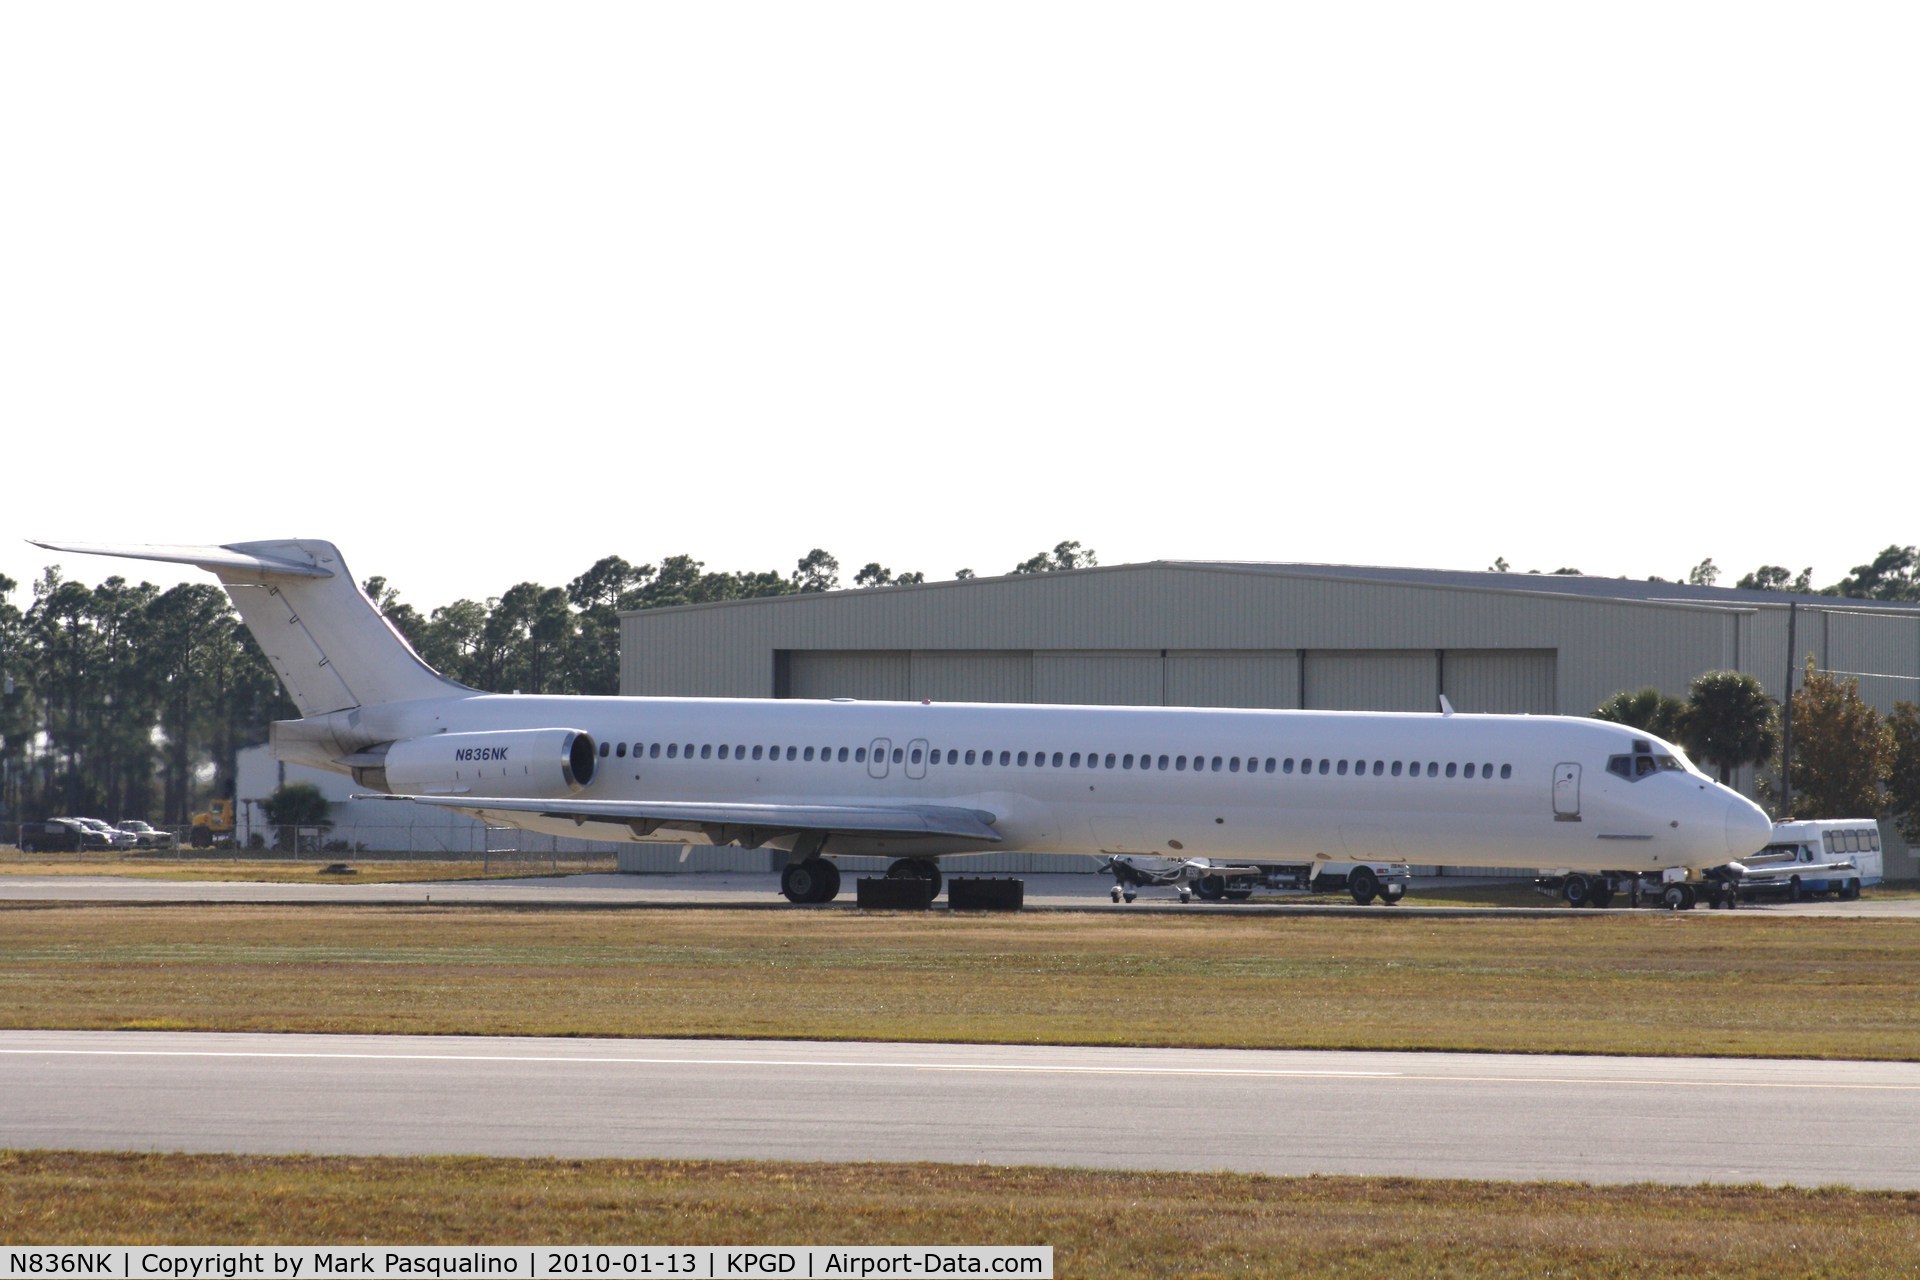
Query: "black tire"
1349 866 1379 906
1194 875 1226 902
886 856 942 900
1588 880 1614 909
1662 884 1687 911
1788 876 1803 903
190 825 212 849
1562 874 1591 908
781 860 831 904
20 839 37 855
1223 887 1254 901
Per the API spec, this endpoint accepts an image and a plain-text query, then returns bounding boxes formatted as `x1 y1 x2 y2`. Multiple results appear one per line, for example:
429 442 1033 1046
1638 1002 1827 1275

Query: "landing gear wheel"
1224 888 1254 901
1588 880 1614 909
781 858 841 904
1562 874 1591 908
1194 875 1226 902
1349 866 1379 906
886 856 943 900
1110 886 1123 903
1661 884 1697 911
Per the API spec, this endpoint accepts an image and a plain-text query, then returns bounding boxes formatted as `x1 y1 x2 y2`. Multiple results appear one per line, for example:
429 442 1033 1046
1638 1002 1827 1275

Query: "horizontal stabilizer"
358 794 1003 845
29 539 333 579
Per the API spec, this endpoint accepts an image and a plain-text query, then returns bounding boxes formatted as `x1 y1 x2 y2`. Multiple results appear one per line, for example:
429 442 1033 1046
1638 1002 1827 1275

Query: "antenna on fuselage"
1438 695 1455 717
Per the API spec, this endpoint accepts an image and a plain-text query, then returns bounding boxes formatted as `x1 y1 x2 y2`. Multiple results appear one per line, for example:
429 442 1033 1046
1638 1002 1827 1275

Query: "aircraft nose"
1725 796 1773 859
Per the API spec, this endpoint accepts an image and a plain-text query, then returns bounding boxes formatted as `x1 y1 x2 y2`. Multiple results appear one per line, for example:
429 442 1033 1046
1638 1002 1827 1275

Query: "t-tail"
27 538 469 716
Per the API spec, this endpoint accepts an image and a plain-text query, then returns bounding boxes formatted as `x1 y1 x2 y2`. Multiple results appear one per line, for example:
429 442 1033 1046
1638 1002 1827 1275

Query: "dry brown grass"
0 857 616 882
1 1152 1916 1278
2 904 1917 1058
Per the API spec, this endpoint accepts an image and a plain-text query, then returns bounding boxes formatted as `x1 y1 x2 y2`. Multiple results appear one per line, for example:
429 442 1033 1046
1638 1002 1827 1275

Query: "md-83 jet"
32 538 1776 904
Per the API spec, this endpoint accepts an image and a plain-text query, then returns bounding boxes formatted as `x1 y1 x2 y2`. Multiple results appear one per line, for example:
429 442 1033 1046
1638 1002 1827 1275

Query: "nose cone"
1725 797 1773 859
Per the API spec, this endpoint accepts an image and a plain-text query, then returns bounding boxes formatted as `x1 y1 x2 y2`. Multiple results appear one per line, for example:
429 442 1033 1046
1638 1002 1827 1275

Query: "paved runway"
3 871 1912 916
3 1030 1918 1188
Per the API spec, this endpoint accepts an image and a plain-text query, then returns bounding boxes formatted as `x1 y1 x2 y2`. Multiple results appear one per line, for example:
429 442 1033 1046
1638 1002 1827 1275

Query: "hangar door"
786 650 1032 703
1442 650 1557 714
1164 651 1300 709
1302 650 1437 712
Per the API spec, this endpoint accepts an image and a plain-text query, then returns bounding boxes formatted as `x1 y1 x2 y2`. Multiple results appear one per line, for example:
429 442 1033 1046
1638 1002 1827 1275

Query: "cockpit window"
1608 747 1690 782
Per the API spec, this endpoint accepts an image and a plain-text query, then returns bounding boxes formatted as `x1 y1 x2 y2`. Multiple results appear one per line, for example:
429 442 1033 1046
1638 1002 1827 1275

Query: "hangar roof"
622 560 1920 618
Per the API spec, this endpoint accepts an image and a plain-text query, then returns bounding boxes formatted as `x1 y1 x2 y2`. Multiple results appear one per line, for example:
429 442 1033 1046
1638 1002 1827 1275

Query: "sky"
3 3 1915 613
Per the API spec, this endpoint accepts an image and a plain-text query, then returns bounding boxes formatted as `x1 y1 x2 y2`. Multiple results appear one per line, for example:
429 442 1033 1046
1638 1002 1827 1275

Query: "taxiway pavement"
3 1030 1917 1187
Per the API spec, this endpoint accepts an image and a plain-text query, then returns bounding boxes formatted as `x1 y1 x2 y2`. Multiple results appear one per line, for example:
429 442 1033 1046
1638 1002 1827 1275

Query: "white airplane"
32 538 1776 904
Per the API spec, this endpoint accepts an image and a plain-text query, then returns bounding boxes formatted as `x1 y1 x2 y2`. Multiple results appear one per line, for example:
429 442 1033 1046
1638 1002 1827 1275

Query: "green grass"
3 904 1918 1058
2 1152 1916 1278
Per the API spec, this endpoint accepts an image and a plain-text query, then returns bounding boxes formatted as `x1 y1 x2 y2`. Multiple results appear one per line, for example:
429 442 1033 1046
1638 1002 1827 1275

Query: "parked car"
58 817 132 849
115 819 177 849
16 819 86 854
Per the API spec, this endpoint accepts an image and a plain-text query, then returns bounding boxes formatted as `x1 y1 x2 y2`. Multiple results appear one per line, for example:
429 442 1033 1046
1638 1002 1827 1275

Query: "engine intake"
357 728 597 798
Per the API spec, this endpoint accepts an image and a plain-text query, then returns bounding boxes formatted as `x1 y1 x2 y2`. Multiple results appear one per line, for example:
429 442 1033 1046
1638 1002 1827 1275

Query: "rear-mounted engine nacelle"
358 728 597 798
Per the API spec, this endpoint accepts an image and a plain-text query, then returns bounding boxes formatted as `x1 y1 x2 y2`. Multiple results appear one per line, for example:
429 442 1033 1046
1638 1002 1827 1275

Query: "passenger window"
1318 759 1330 775
804 747 815 761
1211 756 1223 772
963 749 976 765
1501 764 1511 779
1446 762 1458 778
1868 830 1881 850
1070 752 1081 767
1000 751 1012 766
667 743 679 759
909 748 922 764
1426 762 1438 777
787 746 798 761
700 745 712 759
599 742 611 758
1372 761 1384 776
1283 759 1295 774
1017 751 1029 766
1337 760 1349 776
752 746 763 761
1229 757 1241 773
1051 751 1064 767
855 747 866 763
892 748 904 764
1105 753 1117 768
1157 755 1170 770
1301 757 1312 773
1264 757 1276 773
1391 761 1402 777
616 743 627 758
650 744 661 759
1462 763 1475 778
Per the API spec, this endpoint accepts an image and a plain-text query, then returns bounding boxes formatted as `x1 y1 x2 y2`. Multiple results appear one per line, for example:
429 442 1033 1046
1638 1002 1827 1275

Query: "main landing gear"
886 856 943 900
780 858 841 904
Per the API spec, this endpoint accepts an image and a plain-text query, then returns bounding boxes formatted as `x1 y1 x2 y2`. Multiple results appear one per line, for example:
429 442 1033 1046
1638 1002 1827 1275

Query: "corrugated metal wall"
1033 650 1161 705
911 651 1033 702
1443 649 1557 714
790 650 909 700
1165 650 1300 708
1827 610 1920 713
1302 649 1437 712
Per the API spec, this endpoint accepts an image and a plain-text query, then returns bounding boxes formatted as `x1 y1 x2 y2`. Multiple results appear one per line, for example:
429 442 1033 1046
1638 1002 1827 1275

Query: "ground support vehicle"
1194 860 1411 906
1538 849 1864 910
188 798 237 848
1731 819 1883 901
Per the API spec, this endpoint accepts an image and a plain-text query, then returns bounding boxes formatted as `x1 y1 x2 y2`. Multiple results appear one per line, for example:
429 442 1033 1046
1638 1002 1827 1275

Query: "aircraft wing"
365 794 1003 849
1723 858 1857 881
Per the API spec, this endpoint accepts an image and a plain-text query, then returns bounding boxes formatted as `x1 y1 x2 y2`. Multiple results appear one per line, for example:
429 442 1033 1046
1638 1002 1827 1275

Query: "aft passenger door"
906 738 930 780
868 738 892 780
1552 763 1581 821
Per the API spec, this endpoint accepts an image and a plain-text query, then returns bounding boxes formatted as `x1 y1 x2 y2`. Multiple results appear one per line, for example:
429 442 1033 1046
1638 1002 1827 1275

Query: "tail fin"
28 538 470 716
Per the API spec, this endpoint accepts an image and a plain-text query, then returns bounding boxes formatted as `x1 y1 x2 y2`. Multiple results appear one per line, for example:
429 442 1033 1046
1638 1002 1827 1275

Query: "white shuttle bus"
1754 819 1885 898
